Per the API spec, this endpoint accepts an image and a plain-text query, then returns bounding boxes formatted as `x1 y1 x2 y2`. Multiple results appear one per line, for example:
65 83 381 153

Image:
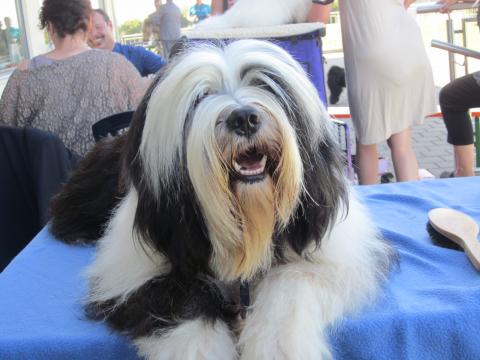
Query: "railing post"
446 18 456 81
475 115 480 169
462 18 469 74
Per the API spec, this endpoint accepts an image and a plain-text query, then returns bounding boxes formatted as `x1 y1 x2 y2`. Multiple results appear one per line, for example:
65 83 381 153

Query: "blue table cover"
1 177 479 359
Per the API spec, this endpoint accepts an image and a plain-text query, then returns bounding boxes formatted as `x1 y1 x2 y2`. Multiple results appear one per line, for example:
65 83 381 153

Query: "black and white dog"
50 40 391 359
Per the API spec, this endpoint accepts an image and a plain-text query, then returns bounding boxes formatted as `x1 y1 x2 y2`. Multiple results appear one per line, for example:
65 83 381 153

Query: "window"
0 0 26 70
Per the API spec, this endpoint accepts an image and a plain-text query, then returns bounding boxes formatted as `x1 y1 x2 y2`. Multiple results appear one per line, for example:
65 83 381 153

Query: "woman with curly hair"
0 0 148 155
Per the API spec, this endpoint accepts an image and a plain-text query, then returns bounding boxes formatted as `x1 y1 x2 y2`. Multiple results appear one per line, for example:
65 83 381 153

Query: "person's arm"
437 0 461 13
0 70 23 126
113 56 150 108
404 0 416 9
143 17 152 42
140 47 166 76
188 5 198 22
307 3 332 24
210 0 224 15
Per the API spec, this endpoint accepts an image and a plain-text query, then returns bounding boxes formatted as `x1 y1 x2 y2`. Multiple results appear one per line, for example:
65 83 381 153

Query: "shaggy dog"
50 40 391 359
195 0 334 29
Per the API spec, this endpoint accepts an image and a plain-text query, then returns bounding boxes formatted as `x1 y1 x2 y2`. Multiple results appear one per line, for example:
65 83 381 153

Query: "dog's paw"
134 319 237 360
239 330 332 360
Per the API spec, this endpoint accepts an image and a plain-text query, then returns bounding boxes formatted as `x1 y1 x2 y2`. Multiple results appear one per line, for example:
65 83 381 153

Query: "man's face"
88 12 113 50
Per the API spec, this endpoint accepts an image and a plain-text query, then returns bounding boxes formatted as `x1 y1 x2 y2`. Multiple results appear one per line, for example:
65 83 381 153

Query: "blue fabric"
189 3 211 21
1 177 479 359
113 42 166 77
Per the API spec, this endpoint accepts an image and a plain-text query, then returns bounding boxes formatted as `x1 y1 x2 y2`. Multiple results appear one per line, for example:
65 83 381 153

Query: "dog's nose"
226 107 260 137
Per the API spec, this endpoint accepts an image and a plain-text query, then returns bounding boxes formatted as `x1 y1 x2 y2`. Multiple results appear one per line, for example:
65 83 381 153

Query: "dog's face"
124 40 347 281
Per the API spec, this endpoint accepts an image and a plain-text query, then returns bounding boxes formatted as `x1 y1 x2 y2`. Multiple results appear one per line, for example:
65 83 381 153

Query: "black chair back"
92 111 134 142
0 126 78 271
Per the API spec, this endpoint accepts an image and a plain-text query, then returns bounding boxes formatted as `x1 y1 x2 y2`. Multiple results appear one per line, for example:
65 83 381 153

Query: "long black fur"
88 274 240 338
253 71 348 256
49 135 126 243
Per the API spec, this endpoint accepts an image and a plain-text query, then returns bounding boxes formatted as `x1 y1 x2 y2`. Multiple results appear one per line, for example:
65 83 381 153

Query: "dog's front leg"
134 317 238 360
238 261 336 359
90 273 239 360
239 257 383 360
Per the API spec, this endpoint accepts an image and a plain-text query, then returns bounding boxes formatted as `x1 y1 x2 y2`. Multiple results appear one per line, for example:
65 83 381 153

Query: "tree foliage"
119 19 143 35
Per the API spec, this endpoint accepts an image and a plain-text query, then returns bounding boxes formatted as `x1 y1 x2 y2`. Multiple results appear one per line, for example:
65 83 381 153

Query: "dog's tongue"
237 152 264 170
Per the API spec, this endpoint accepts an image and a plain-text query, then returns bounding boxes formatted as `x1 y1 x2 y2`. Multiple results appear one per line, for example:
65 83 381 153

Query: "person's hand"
437 0 460 13
404 0 416 9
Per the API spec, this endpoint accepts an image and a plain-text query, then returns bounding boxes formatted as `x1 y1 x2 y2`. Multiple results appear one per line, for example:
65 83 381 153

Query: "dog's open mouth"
232 147 268 183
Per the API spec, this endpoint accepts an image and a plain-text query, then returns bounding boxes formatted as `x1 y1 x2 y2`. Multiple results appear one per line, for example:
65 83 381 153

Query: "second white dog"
195 0 314 29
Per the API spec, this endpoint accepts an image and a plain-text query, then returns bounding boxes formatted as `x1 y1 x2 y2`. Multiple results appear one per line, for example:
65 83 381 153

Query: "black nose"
226 107 260 137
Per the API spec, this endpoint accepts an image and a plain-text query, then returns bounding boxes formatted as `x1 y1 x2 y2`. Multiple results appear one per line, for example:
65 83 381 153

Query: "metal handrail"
431 39 480 59
416 1 479 81
415 1 478 14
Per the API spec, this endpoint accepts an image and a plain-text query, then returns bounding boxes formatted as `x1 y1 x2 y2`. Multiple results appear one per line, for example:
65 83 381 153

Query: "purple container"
269 28 327 106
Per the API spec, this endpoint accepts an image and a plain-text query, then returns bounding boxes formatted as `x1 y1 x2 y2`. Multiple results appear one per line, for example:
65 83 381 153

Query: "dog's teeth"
239 167 264 176
260 155 267 167
233 161 242 172
234 155 267 177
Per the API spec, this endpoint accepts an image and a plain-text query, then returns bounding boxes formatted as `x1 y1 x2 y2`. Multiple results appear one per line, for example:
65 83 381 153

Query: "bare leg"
356 142 379 185
453 144 475 177
387 127 419 182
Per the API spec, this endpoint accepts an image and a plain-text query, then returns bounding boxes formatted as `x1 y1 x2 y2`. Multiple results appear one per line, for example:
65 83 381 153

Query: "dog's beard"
187 99 304 281
233 178 275 279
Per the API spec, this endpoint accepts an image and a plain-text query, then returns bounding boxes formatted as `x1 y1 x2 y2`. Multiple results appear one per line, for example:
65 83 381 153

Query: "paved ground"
324 55 456 180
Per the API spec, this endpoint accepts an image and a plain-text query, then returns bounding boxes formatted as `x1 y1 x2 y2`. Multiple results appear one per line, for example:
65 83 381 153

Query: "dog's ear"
168 36 188 60
283 130 348 255
122 74 213 277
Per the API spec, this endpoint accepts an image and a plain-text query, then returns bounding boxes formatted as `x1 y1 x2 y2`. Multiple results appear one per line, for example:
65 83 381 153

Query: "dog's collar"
239 281 250 319
312 0 334 4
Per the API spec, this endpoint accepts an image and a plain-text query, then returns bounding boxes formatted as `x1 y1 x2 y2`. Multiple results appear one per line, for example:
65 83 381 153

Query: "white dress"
339 0 436 145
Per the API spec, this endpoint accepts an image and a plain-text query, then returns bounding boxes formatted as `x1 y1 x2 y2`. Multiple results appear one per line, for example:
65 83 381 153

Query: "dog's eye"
193 91 210 108
250 79 277 96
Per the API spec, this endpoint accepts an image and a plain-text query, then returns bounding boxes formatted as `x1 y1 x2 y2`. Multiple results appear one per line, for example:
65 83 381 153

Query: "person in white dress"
338 0 436 184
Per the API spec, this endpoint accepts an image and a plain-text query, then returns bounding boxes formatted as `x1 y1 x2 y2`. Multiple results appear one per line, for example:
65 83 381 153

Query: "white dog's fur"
195 0 313 29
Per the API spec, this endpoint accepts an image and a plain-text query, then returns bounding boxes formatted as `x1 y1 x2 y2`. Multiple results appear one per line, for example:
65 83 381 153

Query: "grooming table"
186 23 328 106
1 177 480 359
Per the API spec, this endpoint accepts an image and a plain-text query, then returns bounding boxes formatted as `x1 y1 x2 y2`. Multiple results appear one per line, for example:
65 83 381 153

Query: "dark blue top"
113 42 166 77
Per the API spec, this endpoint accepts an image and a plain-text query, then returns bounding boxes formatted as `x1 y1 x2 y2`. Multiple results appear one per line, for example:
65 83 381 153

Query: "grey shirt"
0 49 148 155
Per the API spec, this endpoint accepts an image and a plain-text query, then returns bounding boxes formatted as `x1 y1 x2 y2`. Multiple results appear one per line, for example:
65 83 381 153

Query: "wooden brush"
427 208 480 271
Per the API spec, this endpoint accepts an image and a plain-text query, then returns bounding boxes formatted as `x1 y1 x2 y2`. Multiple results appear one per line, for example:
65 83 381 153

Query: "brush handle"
432 222 480 271
463 237 480 271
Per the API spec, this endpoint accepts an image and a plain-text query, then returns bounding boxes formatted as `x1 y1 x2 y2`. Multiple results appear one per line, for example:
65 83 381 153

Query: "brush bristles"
426 222 463 251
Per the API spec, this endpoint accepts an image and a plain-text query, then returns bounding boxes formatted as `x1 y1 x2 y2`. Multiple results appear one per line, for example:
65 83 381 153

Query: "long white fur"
239 191 391 359
195 0 313 29
134 319 238 360
86 189 169 303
